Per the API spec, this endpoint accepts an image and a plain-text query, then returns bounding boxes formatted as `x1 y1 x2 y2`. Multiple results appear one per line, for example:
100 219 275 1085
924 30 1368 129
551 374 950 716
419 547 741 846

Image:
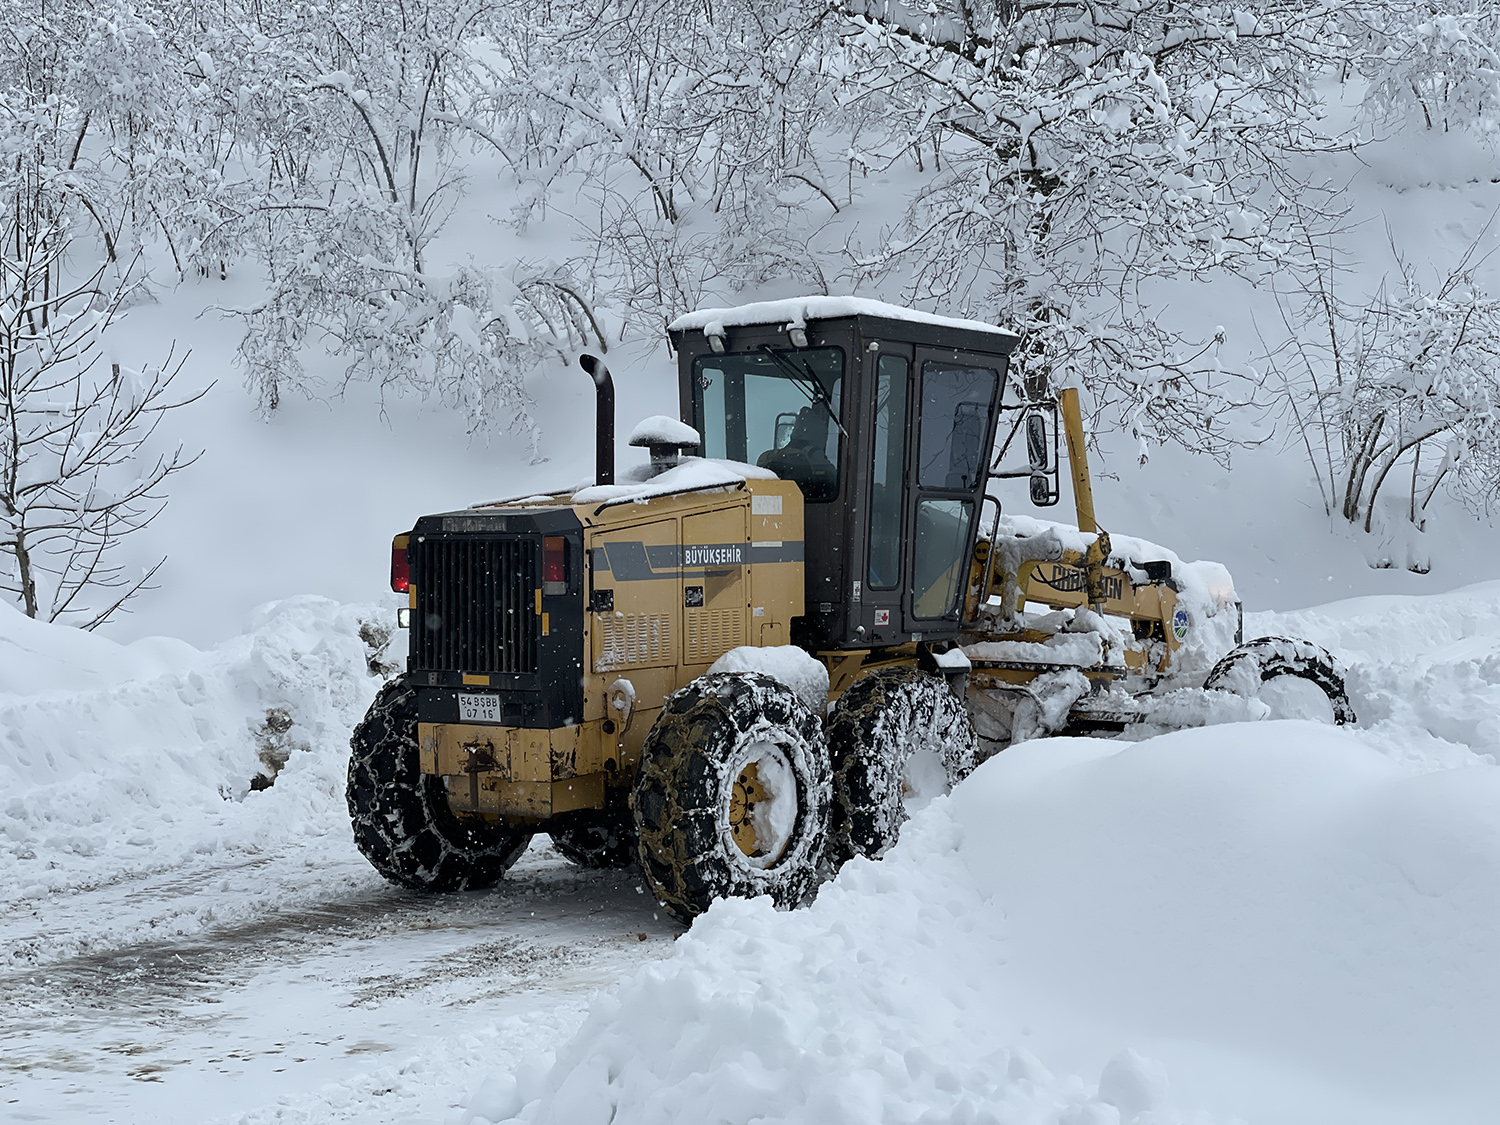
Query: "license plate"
458 693 502 723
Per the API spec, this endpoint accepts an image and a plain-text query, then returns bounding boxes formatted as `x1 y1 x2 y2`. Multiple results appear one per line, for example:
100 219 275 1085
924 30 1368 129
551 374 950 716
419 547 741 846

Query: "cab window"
693 348 844 502
867 355 908 588
909 361 997 618
917 363 997 490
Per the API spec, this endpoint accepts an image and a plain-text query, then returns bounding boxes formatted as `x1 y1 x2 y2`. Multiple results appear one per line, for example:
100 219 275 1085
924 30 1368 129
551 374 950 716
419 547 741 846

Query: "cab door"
901 350 1002 635
860 351 911 646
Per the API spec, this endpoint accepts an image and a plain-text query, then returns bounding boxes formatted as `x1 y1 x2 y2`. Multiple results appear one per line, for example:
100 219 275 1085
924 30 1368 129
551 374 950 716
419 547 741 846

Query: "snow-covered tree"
832 0 1368 459
1268 238 1500 551
1352 0 1500 136
0 228 198 626
486 0 852 330
14 0 1500 513
193 0 603 449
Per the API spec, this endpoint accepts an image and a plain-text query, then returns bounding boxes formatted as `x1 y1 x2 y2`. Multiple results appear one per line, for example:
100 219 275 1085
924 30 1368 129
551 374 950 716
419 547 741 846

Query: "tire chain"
549 810 638 870
1204 635 1357 725
347 677 530 891
827 666 979 864
631 672 830 924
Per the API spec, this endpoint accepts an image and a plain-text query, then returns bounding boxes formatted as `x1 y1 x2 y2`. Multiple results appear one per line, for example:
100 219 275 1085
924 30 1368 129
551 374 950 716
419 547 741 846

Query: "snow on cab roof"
668 295 1019 341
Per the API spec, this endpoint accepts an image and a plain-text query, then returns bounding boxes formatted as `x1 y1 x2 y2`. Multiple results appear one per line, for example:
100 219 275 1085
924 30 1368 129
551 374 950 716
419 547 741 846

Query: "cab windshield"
691 347 844 502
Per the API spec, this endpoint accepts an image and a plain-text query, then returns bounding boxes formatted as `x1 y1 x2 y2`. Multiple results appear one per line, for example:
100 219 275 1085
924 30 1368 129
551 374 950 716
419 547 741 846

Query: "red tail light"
390 536 410 593
544 536 567 585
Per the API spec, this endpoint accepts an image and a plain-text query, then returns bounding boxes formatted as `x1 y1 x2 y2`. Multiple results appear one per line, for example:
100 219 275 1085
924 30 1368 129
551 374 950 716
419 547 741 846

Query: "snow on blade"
963 632 1109 667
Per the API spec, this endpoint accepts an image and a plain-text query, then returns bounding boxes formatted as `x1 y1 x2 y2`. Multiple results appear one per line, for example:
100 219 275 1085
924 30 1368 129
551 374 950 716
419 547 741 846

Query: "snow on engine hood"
571 456 776 505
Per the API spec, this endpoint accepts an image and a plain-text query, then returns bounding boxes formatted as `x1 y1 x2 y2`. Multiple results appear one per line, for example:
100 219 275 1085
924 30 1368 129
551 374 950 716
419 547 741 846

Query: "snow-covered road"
1 843 676 1124
0 598 679 1123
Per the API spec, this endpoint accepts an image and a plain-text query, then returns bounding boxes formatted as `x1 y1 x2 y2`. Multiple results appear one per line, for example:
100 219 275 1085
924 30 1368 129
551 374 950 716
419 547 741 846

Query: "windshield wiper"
756 346 849 439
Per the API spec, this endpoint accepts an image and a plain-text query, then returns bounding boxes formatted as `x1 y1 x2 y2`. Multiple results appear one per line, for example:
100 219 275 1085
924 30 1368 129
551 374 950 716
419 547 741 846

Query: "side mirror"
1029 472 1054 505
1025 411 1049 471
1024 407 1060 507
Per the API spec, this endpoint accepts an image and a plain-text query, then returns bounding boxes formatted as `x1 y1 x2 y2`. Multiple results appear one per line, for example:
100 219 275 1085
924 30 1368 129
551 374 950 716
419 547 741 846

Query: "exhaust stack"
578 354 614 487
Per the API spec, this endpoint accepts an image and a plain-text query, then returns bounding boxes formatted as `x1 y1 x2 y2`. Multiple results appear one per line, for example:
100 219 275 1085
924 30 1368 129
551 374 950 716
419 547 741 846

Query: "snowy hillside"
2 1 1499 643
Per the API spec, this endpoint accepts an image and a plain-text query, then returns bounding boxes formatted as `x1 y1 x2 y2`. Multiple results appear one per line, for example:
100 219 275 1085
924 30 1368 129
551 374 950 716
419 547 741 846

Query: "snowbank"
1251 580 1500 771
0 599 199 695
0 596 393 952
472 719 1500 1125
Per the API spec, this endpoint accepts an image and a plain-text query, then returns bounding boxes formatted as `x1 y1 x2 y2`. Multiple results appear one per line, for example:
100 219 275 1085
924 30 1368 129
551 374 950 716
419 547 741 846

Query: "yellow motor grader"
348 296 1352 922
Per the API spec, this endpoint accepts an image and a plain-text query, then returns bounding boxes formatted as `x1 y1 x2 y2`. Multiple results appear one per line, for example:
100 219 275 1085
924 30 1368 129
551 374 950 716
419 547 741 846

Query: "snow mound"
0 596 392 932
1251 580 1500 771
627 415 700 447
472 722 1500 1125
707 645 829 713
0 599 199 695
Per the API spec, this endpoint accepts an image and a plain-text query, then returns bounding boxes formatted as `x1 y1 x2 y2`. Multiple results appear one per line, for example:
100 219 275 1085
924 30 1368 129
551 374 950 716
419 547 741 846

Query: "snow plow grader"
348 296 1354 922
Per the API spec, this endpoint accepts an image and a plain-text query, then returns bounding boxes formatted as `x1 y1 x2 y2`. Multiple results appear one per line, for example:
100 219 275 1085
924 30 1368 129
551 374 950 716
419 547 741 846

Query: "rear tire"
1204 636 1357 725
827 666 979 864
631 671 831 924
548 809 637 870
348 678 531 890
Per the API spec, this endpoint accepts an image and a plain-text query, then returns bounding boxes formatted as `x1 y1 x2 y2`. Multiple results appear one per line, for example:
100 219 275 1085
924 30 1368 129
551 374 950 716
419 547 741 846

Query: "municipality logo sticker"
1172 606 1190 641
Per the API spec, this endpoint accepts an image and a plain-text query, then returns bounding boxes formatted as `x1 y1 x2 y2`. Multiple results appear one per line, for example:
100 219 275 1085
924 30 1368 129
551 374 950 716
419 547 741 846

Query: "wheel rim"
727 741 797 869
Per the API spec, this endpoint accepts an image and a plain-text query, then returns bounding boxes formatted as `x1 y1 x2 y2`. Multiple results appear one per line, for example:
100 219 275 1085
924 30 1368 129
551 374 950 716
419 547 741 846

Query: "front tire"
347 678 532 890
1204 636 1357 725
827 666 980 864
632 672 831 924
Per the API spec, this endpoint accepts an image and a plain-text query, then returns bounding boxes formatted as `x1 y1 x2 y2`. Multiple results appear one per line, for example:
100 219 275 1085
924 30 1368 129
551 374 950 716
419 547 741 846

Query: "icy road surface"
0 843 678 1123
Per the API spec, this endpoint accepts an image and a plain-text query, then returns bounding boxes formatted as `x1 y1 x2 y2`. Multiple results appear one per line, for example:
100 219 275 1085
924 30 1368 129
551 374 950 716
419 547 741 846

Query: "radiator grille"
685 607 744 664
595 613 670 672
413 537 538 674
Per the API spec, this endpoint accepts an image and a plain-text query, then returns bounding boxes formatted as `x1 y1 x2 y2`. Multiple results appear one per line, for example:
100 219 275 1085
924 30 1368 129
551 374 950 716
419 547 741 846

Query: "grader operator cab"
349 296 1354 923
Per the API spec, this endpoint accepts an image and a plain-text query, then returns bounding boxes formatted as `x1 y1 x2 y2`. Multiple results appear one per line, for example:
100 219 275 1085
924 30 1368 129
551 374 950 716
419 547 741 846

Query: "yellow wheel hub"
730 761 770 858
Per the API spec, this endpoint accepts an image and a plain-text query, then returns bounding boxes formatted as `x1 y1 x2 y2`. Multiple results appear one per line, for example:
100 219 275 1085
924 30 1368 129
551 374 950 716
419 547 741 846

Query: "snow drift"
0 596 393 960
454 583 1500 1125
474 719 1500 1125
